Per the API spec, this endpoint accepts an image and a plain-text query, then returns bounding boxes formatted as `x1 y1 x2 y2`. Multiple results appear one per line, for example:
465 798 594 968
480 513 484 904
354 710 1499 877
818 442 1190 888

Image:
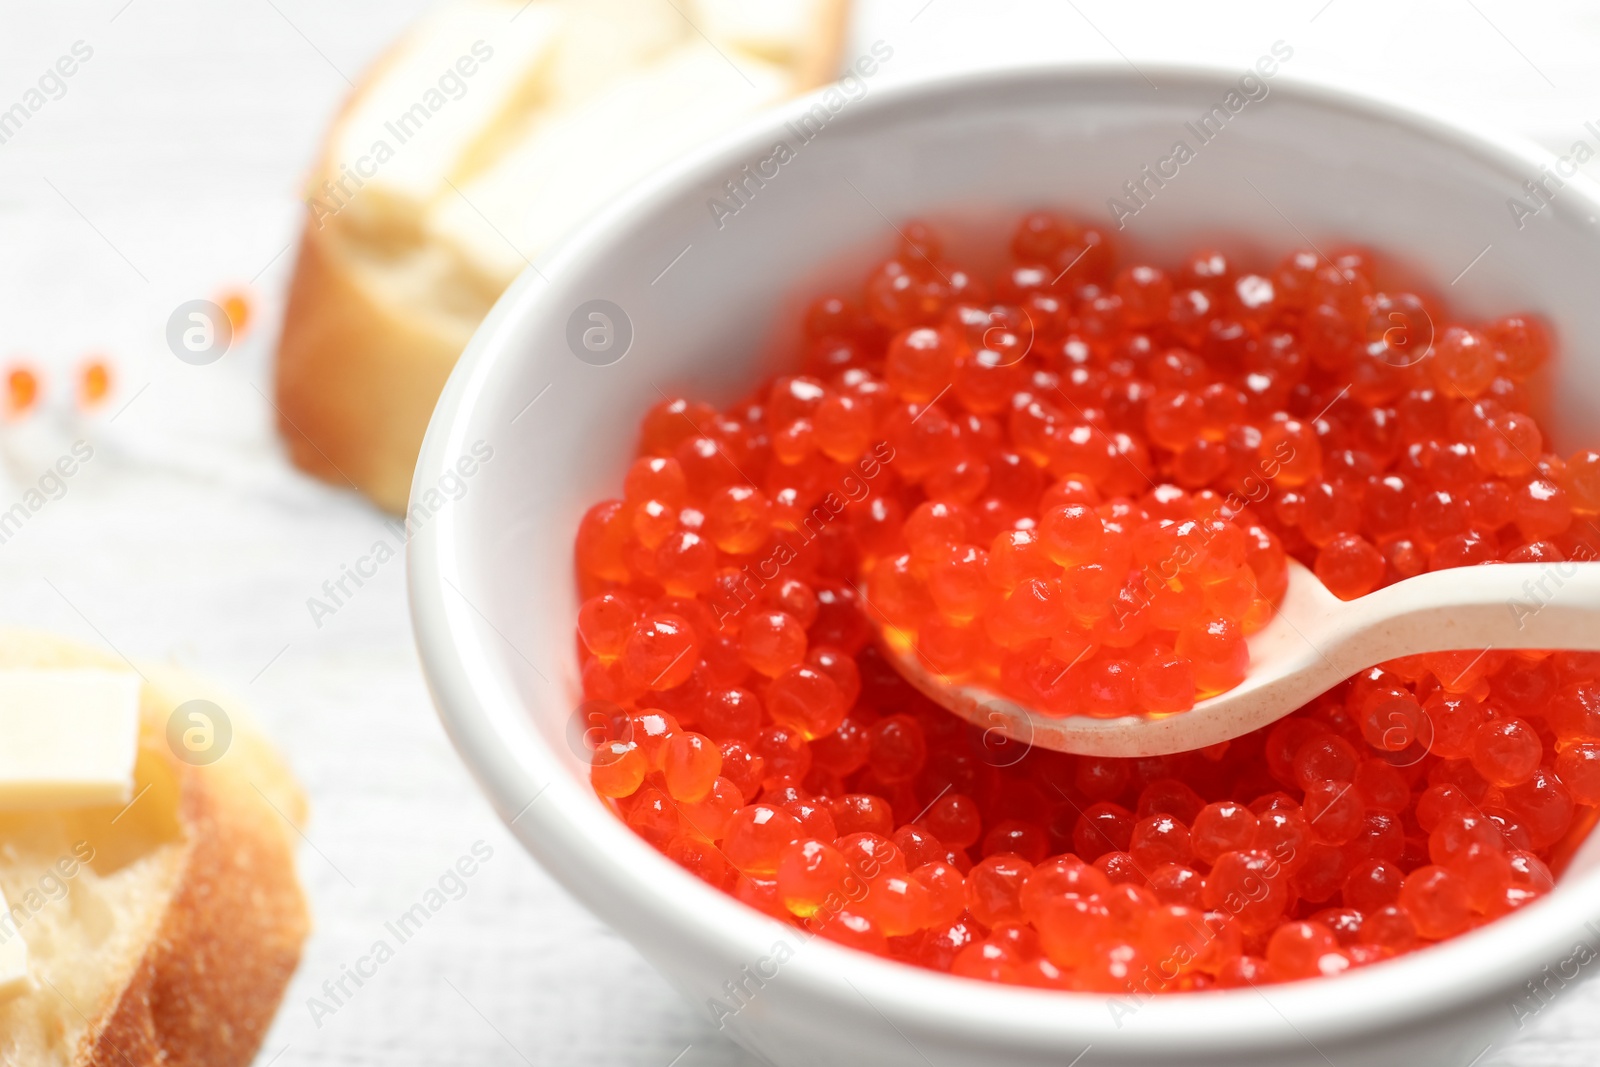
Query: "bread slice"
274 0 851 512
0 631 309 1066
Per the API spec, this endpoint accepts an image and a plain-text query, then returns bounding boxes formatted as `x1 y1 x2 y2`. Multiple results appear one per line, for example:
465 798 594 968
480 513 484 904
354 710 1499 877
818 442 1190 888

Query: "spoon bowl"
886 558 1600 757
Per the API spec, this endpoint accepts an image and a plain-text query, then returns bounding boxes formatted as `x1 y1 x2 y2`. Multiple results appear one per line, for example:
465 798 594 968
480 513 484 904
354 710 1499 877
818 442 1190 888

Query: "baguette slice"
427 39 796 290
275 0 850 513
0 631 309 1067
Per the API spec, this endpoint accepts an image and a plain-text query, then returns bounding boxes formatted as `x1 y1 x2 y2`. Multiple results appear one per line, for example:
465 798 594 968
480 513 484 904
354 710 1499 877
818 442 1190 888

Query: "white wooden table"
2 1 1599 1063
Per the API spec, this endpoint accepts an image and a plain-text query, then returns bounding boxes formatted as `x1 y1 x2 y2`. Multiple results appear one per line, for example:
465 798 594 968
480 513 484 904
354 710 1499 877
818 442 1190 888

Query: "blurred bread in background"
275 0 850 513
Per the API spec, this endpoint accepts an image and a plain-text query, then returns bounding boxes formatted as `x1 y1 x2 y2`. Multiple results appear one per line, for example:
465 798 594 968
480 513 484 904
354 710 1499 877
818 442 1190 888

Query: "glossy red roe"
574 215 1578 994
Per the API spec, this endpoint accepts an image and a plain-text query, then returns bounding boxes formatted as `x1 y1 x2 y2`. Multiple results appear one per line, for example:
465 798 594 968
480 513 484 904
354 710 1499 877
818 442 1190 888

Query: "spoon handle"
1335 560 1600 658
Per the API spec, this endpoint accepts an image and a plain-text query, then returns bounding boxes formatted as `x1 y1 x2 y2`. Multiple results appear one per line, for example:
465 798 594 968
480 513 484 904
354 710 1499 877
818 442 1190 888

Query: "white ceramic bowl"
409 63 1600 1066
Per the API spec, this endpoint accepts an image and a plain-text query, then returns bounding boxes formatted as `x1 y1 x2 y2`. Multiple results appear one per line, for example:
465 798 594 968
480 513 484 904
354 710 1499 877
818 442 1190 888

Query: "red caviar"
573 211 1594 992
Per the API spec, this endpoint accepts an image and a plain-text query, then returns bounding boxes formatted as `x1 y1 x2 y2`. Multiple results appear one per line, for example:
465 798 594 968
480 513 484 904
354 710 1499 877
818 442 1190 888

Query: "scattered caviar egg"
572 215 1586 993
5 366 39 417
79 358 113 407
218 286 253 336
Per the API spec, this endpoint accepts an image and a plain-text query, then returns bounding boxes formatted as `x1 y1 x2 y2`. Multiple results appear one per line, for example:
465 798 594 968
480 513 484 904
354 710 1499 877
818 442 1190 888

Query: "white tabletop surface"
3 1 1600 1064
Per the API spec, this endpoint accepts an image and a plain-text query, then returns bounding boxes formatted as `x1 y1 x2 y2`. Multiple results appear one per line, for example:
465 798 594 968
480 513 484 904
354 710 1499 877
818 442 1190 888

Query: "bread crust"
273 0 853 514
797 0 853 91
276 222 470 514
82 760 310 1067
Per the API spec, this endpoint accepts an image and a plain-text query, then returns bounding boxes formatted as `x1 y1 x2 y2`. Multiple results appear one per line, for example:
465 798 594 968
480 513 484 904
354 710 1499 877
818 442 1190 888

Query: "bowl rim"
409 59 1600 1054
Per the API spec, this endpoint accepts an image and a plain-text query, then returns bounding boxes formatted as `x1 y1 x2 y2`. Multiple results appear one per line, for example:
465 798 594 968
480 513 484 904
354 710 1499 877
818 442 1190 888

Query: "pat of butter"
0 889 28 1001
0 670 141 810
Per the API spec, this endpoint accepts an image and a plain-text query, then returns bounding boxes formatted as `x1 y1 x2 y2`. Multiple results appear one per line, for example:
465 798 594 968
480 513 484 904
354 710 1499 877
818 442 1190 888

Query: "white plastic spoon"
886 558 1600 758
